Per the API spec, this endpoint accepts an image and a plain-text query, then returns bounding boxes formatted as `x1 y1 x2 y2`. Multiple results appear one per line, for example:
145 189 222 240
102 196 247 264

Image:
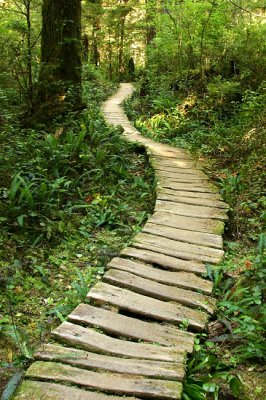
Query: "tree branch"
227 0 264 18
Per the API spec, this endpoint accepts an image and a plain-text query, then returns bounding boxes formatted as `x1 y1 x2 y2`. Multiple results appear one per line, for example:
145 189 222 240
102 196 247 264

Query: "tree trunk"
118 16 125 80
25 0 33 106
91 20 100 66
145 0 156 45
36 0 82 114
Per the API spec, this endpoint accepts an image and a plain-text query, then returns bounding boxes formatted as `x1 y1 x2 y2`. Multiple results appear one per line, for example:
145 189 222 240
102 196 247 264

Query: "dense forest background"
0 1 265 399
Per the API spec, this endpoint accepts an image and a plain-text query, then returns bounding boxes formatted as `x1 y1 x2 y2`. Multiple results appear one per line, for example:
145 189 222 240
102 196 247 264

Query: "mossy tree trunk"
36 0 82 114
145 0 156 46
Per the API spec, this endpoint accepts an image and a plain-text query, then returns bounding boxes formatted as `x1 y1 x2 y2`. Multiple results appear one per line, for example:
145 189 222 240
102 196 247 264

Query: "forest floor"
0 80 155 395
124 81 266 400
0 78 265 400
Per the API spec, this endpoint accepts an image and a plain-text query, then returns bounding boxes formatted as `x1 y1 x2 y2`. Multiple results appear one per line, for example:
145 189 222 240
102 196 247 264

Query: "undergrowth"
0 73 155 394
125 74 266 399
125 78 266 241
182 234 266 400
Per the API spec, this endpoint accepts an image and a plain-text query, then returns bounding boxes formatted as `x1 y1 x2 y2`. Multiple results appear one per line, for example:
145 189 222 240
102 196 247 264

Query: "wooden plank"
158 178 212 186
26 361 183 399
159 176 209 185
152 151 195 162
157 192 228 210
133 240 221 264
121 247 206 274
155 200 228 220
159 181 219 193
120 138 191 160
69 303 194 350
152 161 198 171
150 156 196 168
154 165 207 176
104 269 215 314
159 176 216 188
157 171 209 181
149 211 225 235
143 222 223 249
148 147 191 160
132 240 222 264
133 233 224 264
36 344 185 380
52 322 185 362
88 282 208 331
14 380 139 400
108 257 213 294
158 187 223 200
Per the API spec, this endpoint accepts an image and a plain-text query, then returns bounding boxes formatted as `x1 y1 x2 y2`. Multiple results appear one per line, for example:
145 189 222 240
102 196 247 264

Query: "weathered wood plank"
108 257 213 294
157 192 228 209
133 240 221 264
151 153 197 166
26 361 183 399
36 344 185 380
159 176 209 185
133 233 224 264
53 322 185 362
104 269 215 314
152 152 195 163
159 181 219 193
88 282 208 331
155 200 228 220
14 380 139 400
131 241 221 264
121 247 206 274
157 171 209 181
153 163 200 172
69 303 194 350
148 147 191 160
154 165 207 176
159 177 217 189
158 187 223 200
148 212 225 235
155 164 209 175
143 222 223 249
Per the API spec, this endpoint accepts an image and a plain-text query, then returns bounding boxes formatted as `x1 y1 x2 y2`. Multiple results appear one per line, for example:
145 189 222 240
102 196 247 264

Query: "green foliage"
127 79 266 239
125 5 265 394
0 0 42 108
182 339 243 400
0 105 154 244
216 235 266 363
0 324 34 361
0 75 155 387
0 372 24 400
145 0 266 90
181 235 265 399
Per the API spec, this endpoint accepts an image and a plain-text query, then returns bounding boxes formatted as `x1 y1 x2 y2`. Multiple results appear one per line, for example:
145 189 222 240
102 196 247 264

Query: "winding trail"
13 84 228 399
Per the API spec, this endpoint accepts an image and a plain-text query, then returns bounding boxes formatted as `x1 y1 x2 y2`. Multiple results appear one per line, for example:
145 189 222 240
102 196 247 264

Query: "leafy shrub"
0 105 154 245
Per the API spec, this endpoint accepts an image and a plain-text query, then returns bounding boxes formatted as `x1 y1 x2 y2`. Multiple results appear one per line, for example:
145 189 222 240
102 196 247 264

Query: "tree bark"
145 0 156 45
25 0 33 106
36 0 82 113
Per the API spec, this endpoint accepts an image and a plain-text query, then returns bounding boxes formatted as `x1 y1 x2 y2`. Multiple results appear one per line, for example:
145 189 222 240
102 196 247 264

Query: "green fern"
1 372 24 400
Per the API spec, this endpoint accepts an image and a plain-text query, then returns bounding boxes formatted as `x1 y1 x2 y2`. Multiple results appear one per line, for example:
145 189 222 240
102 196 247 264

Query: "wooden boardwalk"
13 84 228 399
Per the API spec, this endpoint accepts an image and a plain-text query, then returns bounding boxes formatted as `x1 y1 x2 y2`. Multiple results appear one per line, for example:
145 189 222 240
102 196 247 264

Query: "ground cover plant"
0 74 155 394
125 77 266 399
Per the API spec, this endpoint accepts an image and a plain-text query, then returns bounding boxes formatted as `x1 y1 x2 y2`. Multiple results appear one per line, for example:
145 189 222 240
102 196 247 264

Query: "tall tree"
36 0 82 113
